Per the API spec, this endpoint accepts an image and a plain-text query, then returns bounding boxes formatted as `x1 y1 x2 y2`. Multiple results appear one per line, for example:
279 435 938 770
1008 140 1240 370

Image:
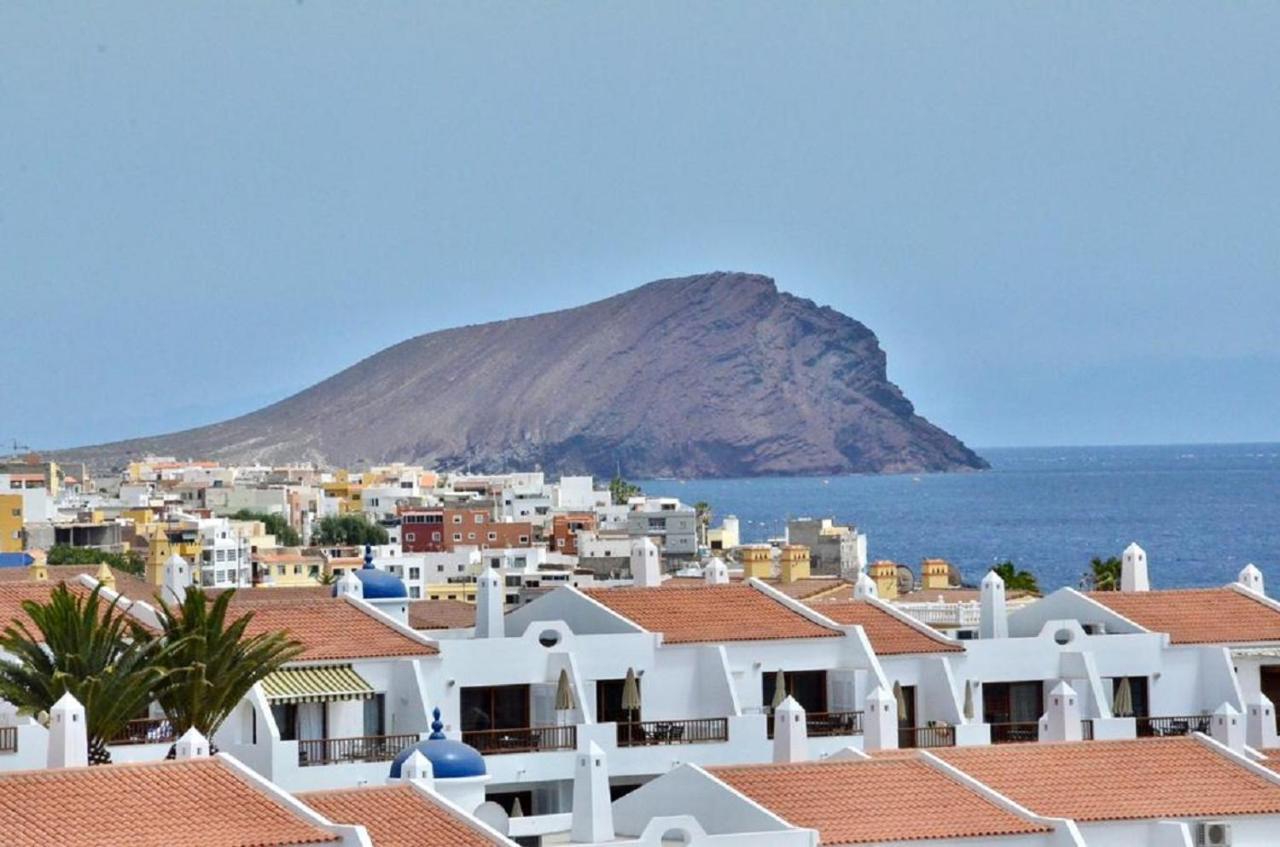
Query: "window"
408 567 420 580
405 532 415 542
363 693 386 736
453 533 462 541
437 564 444 573
467 532 476 540
474 514 484 524
452 515 462 524
409 587 420 599
519 535 529 544
487 532 497 541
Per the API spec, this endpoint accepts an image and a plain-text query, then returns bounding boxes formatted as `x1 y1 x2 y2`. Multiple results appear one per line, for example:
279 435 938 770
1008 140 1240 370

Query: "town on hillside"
2 451 1280 846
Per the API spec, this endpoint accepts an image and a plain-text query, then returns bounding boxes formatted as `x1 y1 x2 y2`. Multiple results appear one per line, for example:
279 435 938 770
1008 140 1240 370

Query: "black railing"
1136 715 1210 738
462 725 577 755
297 734 420 767
768 710 864 739
617 718 729 747
111 717 177 746
989 721 1039 744
899 725 955 749
0 726 15 754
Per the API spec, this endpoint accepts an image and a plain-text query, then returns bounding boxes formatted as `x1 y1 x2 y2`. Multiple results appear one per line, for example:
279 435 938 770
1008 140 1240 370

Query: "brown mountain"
62 273 987 476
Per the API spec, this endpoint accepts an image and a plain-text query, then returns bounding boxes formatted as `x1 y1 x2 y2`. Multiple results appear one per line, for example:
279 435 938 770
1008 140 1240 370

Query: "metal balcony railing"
616 718 729 748
297 734 420 767
989 721 1040 744
461 725 577 756
899 725 956 749
1136 715 1211 738
111 717 177 746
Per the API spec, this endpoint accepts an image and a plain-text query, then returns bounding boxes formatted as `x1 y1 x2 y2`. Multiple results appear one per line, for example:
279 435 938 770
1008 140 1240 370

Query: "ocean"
637 443 1280 592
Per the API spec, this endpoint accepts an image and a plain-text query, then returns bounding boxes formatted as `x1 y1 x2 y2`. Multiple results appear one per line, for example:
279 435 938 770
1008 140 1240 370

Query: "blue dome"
389 708 486 779
333 545 407 600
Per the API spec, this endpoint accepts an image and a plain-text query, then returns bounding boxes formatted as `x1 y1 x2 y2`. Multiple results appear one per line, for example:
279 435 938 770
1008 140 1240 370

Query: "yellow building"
0 494 23 553
143 520 202 586
423 583 477 603
869 560 901 599
921 558 954 590
736 544 774 580
778 545 811 584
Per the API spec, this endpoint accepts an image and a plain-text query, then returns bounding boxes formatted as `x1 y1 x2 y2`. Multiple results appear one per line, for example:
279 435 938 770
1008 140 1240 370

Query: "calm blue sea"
637 443 1280 592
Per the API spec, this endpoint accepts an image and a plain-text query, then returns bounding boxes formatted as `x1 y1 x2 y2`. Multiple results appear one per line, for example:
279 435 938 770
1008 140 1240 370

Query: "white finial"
400 749 434 786
48 692 88 769
703 557 729 585
631 537 660 587
174 727 210 759
1210 702 1245 752
1238 563 1265 596
1038 681 1079 742
980 569 1007 639
163 552 191 604
1121 542 1149 593
1247 695 1279 749
772 696 809 763
863 685 899 752
853 571 878 600
476 567 504 639
571 741 614 843
335 568 363 599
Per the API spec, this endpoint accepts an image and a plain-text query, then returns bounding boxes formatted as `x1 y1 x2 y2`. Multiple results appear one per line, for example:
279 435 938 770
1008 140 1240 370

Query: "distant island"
56 272 987 477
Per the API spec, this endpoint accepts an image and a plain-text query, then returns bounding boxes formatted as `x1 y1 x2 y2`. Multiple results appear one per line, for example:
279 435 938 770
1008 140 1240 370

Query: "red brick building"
400 506 534 553
551 513 596 556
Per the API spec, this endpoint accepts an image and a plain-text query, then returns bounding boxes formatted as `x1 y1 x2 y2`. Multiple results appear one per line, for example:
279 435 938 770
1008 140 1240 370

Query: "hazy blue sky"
2 3 1278 452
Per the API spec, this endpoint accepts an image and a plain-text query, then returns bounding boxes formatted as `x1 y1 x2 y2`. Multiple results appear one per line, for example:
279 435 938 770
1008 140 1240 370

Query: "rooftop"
580 583 843 644
712 758 1049 845
933 737 1280 822
0 757 338 847
806 599 963 654
408 598 476 630
235 597 438 661
299 784 506 847
1086 587 1280 645
0 563 156 602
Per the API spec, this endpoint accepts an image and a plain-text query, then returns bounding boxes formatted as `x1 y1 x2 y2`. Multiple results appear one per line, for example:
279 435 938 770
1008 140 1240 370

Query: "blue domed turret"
390 708 487 779
333 544 407 600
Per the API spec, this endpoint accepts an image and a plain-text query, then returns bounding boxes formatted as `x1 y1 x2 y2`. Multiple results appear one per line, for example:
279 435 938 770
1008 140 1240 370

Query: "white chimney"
853 571 878 600
1210 702 1245 752
1238 563 1265 596
475 567 504 639
1038 681 1081 743
1121 542 1149 593
174 727 210 759
631 537 660 587
163 552 191 604
703 557 730 585
334 568 363 600
980 569 1007 639
47 692 88 769
570 741 614 843
1247 695 1279 749
772 695 809 763
862 685 899 752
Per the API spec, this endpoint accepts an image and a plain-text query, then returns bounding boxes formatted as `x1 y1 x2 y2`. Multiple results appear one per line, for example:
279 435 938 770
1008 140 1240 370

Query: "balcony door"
762 670 828 714
461 684 531 732
597 678 641 723
983 682 1043 726
1262 667 1280 732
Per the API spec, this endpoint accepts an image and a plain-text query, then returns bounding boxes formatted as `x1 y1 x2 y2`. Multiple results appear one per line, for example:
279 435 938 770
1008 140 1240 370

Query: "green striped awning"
261 665 374 704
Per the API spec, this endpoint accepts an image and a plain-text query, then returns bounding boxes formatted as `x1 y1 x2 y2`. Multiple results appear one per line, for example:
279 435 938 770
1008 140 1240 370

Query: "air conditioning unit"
1195 820 1232 847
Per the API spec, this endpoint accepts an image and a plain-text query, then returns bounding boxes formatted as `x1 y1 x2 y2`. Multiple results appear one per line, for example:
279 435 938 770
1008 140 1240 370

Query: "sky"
2 3 1278 452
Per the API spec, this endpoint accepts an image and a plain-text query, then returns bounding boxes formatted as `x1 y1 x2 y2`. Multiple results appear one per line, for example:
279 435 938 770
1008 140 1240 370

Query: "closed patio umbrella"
555 668 575 712
1113 678 1134 718
771 670 787 711
621 667 642 716
510 797 524 818
963 680 975 721
893 681 907 722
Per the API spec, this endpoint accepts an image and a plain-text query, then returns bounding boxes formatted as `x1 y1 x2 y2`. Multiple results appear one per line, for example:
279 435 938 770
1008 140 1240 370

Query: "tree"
312 514 389 546
46 544 146 576
229 510 300 546
694 501 713 547
0 584 175 764
153 587 303 747
992 560 1041 595
1085 556 1122 591
609 475 641 506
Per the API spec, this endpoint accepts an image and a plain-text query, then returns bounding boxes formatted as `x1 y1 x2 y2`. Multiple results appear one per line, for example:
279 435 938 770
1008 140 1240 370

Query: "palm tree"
0 584 174 764
992 560 1041 595
1085 556 1122 591
694 501 712 548
153 587 303 748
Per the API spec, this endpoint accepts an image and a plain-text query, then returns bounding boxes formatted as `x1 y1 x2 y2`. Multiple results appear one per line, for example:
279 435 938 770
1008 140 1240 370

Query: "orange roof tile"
0 582 59 633
0 757 337 847
712 758 1049 844
0 564 157 603
1086 587 1280 645
580 583 842 644
807 599 963 654
934 737 1280 821
236 598 437 661
408 599 476 630
300 784 506 847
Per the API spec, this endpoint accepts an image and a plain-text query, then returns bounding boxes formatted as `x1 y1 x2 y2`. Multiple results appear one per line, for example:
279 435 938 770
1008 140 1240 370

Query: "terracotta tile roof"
235 597 438 660
0 757 337 847
580 583 842 644
300 784 507 847
0 565 156 604
408 599 476 630
712 758 1049 844
0 582 60 633
806 599 963 654
765 577 851 600
934 737 1280 822
1086 587 1280 645
213 585 333 604
1260 750 1280 776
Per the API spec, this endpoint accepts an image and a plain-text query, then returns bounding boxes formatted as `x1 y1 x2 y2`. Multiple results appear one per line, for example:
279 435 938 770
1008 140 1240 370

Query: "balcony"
462 725 577 756
989 721 1039 744
297 734 420 767
111 717 178 746
1136 715 1211 738
0 726 15 754
768 711 864 739
616 718 729 748
899 725 955 749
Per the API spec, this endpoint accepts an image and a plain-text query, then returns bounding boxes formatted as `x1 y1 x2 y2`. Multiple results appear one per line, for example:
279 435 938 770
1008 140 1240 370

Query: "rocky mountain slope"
62 273 987 476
